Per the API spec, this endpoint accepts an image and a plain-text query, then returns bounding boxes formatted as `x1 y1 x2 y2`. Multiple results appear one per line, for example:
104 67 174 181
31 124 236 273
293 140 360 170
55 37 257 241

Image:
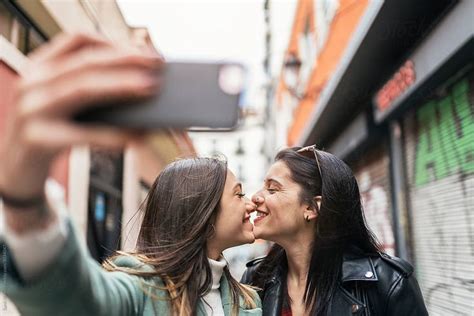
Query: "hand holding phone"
75 61 246 130
0 33 160 205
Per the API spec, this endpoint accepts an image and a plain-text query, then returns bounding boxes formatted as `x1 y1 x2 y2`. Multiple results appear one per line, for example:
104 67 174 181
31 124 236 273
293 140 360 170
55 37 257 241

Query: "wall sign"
375 60 416 112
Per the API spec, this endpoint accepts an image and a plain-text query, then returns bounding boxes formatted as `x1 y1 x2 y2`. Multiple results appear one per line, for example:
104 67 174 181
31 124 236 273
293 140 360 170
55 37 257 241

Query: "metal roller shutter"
403 73 474 316
351 146 396 256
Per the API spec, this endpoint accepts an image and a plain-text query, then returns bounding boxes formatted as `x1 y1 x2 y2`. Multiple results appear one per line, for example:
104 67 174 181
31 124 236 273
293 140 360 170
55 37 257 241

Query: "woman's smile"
253 209 269 224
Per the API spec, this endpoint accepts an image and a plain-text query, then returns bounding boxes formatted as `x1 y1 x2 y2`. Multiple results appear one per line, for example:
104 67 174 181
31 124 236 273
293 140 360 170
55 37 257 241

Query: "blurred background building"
0 1 194 314
269 0 473 315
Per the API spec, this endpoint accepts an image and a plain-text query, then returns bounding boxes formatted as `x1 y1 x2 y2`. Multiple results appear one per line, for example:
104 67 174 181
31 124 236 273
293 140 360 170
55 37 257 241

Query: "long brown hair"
104 157 257 315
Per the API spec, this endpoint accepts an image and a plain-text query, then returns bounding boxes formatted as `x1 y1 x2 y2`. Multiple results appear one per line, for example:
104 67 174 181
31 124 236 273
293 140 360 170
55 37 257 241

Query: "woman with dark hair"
0 34 261 315
241 146 428 315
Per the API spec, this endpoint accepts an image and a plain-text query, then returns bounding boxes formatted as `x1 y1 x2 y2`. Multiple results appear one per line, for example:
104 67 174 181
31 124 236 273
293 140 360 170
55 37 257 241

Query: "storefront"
402 73 473 314
351 145 396 255
371 1 473 313
281 0 472 313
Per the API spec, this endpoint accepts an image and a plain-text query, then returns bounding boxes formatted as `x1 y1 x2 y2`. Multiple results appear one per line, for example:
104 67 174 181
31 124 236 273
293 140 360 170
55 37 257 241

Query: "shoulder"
342 249 413 287
111 254 144 268
246 256 266 268
111 255 170 301
111 254 156 274
343 252 427 314
375 253 428 314
371 252 422 300
241 256 266 284
376 252 414 277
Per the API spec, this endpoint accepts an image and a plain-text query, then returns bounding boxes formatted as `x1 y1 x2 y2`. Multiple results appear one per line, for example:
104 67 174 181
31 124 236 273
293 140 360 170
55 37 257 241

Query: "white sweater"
202 258 227 315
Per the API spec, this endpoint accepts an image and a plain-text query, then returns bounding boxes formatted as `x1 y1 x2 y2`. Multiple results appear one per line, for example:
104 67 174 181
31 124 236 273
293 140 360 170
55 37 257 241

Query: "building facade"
0 1 193 314
272 0 473 315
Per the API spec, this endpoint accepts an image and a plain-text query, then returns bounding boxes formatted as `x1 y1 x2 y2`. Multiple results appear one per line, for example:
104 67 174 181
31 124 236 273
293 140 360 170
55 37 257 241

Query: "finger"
25 46 163 89
19 68 160 118
22 120 140 150
28 32 111 62
59 46 164 75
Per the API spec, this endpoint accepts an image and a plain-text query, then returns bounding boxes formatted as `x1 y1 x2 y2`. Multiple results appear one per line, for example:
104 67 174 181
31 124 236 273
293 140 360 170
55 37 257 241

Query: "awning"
297 0 457 148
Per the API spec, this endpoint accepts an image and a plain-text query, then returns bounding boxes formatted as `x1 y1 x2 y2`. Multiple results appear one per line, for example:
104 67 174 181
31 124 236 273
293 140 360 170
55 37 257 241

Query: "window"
235 138 245 155
0 1 14 39
87 149 124 263
0 0 47 54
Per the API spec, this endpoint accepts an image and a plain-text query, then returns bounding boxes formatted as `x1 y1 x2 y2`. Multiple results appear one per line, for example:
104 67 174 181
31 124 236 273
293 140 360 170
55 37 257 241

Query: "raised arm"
0 32 163 315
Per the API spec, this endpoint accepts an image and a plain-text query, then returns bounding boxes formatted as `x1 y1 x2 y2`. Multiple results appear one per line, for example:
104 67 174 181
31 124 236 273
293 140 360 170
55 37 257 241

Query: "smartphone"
74 61 246 130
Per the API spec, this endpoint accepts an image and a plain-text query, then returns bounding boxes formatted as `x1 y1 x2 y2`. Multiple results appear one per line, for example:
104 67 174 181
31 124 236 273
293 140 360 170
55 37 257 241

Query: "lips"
253 209 268 224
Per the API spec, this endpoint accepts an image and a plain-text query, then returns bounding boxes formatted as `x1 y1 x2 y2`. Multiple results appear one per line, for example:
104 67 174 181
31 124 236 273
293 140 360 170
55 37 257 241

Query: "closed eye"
236 192 246 198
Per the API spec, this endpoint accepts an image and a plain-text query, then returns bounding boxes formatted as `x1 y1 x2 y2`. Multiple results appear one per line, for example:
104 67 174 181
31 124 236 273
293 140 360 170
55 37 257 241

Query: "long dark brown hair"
104 157 257 315
251 148 381 315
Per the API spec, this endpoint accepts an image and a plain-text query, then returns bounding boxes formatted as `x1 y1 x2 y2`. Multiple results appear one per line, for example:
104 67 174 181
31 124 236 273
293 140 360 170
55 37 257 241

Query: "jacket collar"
195 274 231 315
220 273 257 315
264 248 380 284
341 249 378 283
220 274 232 309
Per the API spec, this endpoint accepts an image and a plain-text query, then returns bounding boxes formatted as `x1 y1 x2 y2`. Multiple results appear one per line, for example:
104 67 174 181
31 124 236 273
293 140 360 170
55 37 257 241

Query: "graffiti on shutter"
359 171 395 255
353 148 395 256
406 76 474 315
415 79 473 185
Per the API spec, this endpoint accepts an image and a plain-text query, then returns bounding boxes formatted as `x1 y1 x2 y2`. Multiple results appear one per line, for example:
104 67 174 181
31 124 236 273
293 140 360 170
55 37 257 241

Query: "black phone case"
74 62 243 130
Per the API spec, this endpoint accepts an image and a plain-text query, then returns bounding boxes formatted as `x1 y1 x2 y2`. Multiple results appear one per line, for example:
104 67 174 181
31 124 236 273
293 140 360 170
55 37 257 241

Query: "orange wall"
286 0 369 145
287 0 315 55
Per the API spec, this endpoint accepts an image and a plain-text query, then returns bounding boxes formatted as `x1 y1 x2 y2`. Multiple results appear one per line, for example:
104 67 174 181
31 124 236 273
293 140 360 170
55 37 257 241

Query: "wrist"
0 189 46 209
3 195 56 235
0 145 54 199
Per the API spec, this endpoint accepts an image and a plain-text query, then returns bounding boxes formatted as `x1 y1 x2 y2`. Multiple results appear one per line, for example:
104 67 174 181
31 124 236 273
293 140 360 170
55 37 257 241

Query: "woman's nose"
252 193 264 205
245 200 257 213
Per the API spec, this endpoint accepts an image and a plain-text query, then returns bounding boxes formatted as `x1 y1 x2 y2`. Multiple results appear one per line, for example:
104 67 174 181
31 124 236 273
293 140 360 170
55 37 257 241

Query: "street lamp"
283 53 303 99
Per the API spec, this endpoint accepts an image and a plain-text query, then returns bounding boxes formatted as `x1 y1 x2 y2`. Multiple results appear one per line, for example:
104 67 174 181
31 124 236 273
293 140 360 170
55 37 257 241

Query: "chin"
252 227 265 240
239 230 255 244
253 226 274 241
228 231 255 247
246 233 256 244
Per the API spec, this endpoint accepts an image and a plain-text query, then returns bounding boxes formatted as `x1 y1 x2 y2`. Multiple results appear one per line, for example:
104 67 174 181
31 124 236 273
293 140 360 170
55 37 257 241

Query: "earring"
305 215 310 222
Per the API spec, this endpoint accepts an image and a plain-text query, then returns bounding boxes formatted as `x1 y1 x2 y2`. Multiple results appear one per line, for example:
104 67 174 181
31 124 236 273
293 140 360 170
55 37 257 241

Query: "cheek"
262 196 301 228
216 203 244 232
266 196 287 219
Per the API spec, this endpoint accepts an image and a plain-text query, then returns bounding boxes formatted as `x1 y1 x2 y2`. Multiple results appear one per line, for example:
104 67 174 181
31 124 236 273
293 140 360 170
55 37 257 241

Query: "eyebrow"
265 178 283 187
233 183 242 191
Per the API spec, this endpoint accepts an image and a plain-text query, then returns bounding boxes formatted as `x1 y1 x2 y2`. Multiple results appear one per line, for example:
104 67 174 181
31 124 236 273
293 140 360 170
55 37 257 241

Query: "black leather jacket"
241 250 428 316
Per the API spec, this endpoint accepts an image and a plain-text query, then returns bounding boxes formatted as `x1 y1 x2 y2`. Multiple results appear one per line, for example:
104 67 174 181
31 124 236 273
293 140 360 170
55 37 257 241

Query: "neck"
206 240 223 260
281 231 314 286
208 256 227 289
